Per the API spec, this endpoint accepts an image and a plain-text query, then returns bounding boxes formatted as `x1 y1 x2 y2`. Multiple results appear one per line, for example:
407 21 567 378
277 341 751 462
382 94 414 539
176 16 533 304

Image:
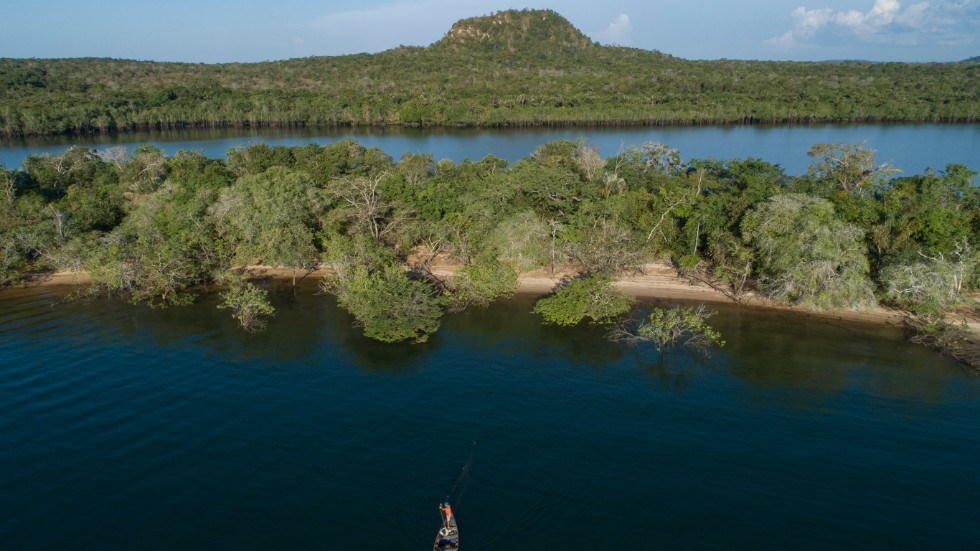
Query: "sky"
1 0 977 63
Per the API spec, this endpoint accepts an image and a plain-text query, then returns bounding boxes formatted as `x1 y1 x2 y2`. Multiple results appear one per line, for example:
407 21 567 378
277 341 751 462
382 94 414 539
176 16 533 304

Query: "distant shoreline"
3 8 975 140
4 118 980 142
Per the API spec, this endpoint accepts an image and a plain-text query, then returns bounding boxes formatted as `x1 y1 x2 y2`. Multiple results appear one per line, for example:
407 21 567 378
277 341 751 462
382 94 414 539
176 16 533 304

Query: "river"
1 282 978 549
1 124 978 175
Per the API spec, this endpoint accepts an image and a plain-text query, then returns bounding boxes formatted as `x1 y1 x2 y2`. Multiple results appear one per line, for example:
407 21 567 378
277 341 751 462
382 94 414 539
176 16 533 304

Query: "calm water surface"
1 283 978 549
1 124 978 175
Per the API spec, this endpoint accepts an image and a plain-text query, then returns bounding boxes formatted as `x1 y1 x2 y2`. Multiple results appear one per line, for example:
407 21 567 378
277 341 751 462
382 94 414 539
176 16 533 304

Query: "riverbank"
10 261 916 330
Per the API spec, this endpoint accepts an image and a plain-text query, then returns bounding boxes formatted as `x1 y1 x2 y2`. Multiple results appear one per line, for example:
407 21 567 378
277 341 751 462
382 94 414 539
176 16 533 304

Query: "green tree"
507 158 587 218
806 143 896 197
396 152 435 186
876 165 978 257
609 304 725 355
21 147 105 199
320 233 397 294
492 210 551 272
681 231 754 304
881 242 980 369
211 167 324 273
217 272 276 332
533 274 635 326
85 183 225 306
117 145 169 193
444 252 518 311
326 173 411 243
336 265 443 343
880 242 977 318
531 139 580 169
741 193 876 310
166 150 236 191
226 143 295 177
0 181 56 283
685 158 785 249
54 170 123 235
568 218 644 275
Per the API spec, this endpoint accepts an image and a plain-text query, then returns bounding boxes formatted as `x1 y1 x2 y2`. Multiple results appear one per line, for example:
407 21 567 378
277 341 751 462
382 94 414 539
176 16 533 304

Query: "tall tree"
742 193 876 310
805 142 897 197
327 173 411 243
336 265 443 343
211 167 324 271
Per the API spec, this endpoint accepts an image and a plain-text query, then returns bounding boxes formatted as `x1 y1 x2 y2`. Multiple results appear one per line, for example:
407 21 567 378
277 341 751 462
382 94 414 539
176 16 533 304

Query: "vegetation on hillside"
1 137 977 365
1 9 977 137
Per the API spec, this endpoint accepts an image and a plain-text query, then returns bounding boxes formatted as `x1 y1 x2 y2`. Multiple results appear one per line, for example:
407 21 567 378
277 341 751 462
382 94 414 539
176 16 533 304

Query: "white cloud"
833 0 923 32
765 7 832 47
795 6 835 37
767 0 979 50
769 7 834 47
598 14 633 46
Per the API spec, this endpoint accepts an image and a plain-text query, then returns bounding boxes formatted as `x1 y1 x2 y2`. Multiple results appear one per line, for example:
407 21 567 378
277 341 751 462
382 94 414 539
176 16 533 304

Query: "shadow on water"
442 294 630 368
634 348 720 393
707 303 969 404
331 316 440 374
6 283 972 400
259 279 439 371
64 286 330 364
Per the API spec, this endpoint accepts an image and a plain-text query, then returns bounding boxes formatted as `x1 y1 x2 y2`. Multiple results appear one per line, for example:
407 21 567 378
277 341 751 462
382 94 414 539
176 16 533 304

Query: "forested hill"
1 8 978 137
433 9 597 53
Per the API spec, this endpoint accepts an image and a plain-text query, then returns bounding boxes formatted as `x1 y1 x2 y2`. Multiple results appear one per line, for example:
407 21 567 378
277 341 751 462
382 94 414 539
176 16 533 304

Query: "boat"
433 501 459 550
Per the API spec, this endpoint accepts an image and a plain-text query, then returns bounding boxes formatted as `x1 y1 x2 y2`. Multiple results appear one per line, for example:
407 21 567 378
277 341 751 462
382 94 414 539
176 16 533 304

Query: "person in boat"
439 502 453 525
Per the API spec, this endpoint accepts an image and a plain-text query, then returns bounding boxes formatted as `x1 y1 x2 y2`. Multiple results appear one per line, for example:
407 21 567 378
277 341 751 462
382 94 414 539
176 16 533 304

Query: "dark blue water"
1 283 978 549
1 124 978 175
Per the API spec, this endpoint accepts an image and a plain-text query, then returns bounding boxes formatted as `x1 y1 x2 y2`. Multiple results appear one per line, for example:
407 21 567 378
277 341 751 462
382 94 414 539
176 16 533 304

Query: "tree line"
1 9 977 137
1 138 978 362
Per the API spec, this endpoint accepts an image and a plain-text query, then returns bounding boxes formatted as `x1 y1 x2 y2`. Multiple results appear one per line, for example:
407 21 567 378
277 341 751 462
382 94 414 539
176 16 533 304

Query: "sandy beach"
8 261 945 330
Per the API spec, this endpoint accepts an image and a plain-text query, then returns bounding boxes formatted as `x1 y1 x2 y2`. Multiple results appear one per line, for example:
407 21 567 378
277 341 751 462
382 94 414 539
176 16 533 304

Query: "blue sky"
1 0 976 62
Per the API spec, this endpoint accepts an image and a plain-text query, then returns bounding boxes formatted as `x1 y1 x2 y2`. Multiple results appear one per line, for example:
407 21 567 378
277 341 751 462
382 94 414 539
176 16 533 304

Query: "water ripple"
0 288 979 548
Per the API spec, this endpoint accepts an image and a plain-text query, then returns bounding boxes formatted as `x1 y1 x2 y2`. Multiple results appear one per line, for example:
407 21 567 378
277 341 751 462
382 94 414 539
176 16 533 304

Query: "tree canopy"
533 275 636 326
0 139 977 365
741 193 877 310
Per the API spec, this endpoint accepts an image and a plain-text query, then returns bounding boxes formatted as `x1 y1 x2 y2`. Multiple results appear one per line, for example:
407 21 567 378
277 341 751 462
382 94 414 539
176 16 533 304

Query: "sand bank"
4 262 921 329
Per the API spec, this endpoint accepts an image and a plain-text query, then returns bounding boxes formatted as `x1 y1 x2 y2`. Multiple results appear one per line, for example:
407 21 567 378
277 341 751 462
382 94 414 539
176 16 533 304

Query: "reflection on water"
1 124 978 175
712 305 964 404
1 284 979 549
4 283 968 396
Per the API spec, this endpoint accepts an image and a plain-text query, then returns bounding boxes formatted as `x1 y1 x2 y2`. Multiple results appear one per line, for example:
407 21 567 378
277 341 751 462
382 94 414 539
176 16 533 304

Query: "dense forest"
1 9 978 138
1 138 978 363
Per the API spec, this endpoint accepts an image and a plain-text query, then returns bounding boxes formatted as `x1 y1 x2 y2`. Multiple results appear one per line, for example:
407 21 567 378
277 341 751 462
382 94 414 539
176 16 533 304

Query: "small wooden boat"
433 501 459 550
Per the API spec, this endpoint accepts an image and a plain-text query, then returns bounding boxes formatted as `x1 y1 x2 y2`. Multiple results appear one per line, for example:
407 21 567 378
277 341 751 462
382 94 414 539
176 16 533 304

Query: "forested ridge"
1 9 978 137
1 137 978 364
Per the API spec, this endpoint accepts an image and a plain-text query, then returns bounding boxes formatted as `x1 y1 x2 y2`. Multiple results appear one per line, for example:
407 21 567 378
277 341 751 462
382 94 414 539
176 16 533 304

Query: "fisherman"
440 502 453 525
